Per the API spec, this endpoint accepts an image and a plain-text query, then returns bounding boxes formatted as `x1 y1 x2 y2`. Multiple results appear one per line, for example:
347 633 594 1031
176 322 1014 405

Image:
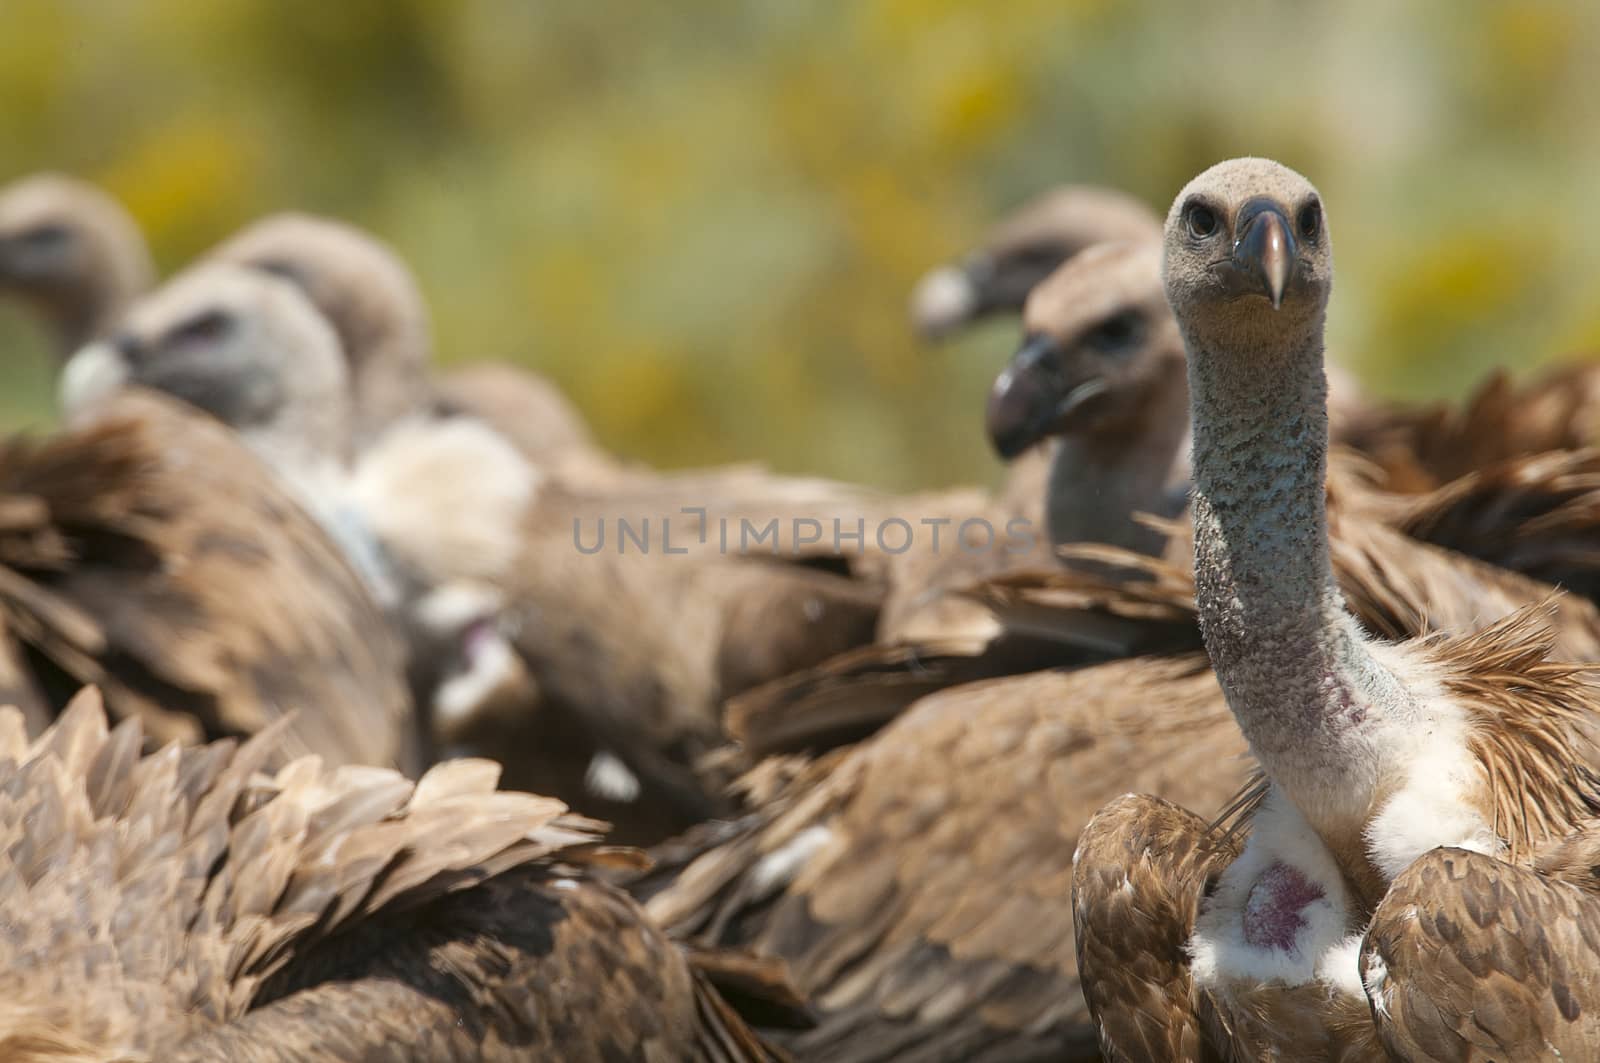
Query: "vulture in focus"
0 688 784 1062
1072 157 1600 1061
0 173 153 357
0 388 417 770
635 210 1600 1059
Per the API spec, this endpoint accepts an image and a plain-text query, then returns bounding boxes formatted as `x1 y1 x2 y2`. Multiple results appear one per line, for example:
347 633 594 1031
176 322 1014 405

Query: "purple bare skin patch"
1242 862 1325 951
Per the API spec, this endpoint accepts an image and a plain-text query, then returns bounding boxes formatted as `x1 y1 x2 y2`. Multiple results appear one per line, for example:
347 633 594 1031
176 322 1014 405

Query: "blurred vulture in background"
0 689 784 1062
0 173 153 357
51 209 883 843
909 184 1161 342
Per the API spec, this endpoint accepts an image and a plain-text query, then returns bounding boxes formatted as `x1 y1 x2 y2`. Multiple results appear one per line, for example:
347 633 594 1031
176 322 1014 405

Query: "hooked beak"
1228 198 1295 309
986 334 1108 459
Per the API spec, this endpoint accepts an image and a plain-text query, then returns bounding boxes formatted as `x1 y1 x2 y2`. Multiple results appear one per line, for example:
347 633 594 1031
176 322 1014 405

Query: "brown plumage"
88 211 886 843
0 687 781 1062
440 477 891 844
1337 361 1600 494
1072 795 1241 1063
0 173 153 356
643 518 1588 1058
1074 614 1600 1062
1361 839 1600 1061
0 389 418 767
1380 445 1600 602
642 646 1246 1063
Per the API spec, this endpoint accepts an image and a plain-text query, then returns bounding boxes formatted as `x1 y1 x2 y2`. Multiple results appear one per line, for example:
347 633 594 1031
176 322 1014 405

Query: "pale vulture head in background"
910 184 1161 340
0 173 154 354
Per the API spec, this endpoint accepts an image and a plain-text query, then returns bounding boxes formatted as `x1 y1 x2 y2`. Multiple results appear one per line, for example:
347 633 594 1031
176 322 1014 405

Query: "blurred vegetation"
2 0 1599 489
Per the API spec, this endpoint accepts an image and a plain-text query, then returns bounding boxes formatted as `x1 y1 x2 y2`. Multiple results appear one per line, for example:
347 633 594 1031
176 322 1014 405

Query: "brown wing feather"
1335 362 1600 493
1363 845 1600 1063
1392 447 1600 602
0 391 418 769
1072 793 1243 1063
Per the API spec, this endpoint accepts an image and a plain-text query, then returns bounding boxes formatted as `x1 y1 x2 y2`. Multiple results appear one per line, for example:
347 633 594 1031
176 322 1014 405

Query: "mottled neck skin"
1046 378 1190 559
1184 309 1417 829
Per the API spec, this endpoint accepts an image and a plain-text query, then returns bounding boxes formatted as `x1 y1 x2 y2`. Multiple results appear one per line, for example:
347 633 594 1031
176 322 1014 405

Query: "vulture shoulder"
0 391 418 769
0 688 780 1062
1362 843 1600 1063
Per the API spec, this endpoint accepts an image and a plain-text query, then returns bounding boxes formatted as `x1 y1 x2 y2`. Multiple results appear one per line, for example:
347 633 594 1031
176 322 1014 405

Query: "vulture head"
60 262 351 467
0 173 153 354
911 184 1161 340
1162 157 1333 350
209 212 434 445
986 241 1183 459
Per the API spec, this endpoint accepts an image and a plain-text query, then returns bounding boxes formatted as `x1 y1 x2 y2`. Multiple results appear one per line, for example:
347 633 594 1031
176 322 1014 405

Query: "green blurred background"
3 0 1599 489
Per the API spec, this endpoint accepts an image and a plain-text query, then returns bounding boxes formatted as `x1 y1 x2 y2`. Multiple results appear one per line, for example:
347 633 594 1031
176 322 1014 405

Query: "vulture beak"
986 333 1107 459
1229 197 1295 309
59 338 133 422
911 260 985 340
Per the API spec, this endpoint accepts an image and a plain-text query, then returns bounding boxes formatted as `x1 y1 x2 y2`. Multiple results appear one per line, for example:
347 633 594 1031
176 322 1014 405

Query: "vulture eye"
1085 310 1145 354
1185 202 1218 239
165 310 235 349
20 223 70 248
1298 200 1322 241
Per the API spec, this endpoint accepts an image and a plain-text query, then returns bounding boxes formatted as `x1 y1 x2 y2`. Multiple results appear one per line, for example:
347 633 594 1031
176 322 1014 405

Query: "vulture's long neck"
1046 376 1190 557
1184 309 1418 823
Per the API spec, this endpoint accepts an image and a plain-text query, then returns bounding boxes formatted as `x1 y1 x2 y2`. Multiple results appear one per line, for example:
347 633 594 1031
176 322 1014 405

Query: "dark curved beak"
987 334 1108 459
1227 198 1295 309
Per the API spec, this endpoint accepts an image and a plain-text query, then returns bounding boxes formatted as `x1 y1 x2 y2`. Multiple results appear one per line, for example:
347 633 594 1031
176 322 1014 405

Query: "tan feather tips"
0 689 715 1060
